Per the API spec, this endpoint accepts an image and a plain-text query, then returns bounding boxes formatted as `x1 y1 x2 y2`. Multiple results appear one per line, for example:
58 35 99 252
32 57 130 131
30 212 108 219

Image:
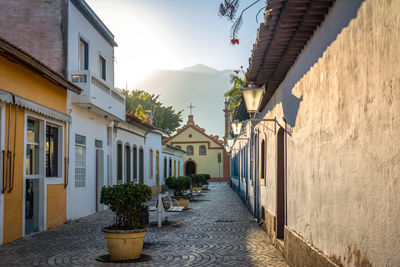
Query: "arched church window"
187 145 193 155
199 145 206 155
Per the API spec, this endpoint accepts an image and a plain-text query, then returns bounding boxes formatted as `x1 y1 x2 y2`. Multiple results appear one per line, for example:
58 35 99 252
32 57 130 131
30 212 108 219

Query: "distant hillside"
134 64 233 137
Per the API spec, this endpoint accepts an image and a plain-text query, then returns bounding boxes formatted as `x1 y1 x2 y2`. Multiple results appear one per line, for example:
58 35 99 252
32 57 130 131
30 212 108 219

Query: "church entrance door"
185 161 196 176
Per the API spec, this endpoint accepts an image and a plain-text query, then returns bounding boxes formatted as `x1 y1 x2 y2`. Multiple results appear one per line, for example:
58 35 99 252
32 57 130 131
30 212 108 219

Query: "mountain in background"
133 64 233 138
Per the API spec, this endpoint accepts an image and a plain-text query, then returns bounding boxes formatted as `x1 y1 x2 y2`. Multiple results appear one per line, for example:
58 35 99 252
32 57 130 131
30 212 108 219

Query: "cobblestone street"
0 183 288 266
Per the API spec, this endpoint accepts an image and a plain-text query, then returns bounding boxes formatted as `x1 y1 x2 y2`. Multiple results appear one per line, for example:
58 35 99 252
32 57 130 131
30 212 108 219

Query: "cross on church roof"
187 103 196 115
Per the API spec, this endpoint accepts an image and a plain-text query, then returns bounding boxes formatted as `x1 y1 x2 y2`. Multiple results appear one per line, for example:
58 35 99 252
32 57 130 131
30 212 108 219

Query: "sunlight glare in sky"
85 0 264 89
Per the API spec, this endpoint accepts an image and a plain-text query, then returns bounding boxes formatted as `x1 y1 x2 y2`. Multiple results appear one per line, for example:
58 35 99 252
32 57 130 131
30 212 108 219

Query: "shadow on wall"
258 0 365 128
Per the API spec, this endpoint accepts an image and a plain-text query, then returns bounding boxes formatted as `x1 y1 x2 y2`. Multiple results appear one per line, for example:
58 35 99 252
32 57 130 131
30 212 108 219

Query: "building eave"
245 0 335 111
71 0 118 47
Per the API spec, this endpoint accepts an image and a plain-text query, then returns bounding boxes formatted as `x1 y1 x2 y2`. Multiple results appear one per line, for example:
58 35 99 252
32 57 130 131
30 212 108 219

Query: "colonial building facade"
165 115 227 181
0 0 126 221
0 37 81 243
229 0 400 266
0 0 184 244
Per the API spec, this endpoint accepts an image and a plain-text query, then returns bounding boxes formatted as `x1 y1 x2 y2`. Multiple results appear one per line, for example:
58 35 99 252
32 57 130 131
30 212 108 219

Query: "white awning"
0 90 13 104
0 89 70 122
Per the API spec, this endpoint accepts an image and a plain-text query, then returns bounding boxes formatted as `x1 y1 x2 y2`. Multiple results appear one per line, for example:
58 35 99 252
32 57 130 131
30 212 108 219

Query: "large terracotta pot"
192 186 202 194
175 196 190 210
102 228 147 260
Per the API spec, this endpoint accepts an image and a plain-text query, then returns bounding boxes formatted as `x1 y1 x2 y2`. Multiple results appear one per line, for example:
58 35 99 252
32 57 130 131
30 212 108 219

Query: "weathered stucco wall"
257 0 400 266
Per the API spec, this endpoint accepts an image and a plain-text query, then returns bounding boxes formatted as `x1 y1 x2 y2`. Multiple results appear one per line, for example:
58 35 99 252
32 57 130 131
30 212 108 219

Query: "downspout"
2 104 10 194
65 117 71 189
8 104 17 193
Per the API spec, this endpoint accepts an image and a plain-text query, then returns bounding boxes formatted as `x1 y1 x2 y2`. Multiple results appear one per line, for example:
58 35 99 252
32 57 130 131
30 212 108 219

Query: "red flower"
230 39 239 45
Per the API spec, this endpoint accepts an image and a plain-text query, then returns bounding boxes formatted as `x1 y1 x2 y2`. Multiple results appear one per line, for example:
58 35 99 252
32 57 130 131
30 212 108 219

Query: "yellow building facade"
0 38 81 243
165 115 226 181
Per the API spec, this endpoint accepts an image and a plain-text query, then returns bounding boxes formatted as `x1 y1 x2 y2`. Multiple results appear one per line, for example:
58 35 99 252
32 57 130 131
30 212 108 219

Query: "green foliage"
134 104 151 122
165 176 192 196
100 183 152 230
118 89 183 134
224 73 245 110
190 174 210 187
198 174 211 185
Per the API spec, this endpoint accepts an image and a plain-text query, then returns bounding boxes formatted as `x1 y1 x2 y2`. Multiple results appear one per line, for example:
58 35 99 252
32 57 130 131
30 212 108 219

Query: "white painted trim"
22 110 67 235
23 112 47 235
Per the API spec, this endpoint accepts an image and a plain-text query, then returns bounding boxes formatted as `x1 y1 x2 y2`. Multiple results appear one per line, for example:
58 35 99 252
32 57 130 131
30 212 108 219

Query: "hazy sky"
85 0 264 89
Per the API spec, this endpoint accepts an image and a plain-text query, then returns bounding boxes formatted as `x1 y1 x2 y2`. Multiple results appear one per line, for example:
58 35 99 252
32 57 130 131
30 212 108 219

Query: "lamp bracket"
249 117 293 136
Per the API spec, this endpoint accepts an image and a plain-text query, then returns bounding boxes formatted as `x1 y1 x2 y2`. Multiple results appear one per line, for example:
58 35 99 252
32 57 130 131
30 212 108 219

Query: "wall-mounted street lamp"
231 120 243 136
227 138 235 147
241 82 277 134
241 83 265 119
224 144 231 153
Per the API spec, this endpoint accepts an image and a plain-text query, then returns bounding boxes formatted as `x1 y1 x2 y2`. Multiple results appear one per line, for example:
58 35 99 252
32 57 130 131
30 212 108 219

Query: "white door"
24 118 44 236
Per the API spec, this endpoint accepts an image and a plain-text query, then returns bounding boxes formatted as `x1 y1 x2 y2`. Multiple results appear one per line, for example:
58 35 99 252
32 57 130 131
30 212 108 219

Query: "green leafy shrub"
100 183 152 230
197 174 211 185
190 174 207 187
165 176 192 196
190 174 211 186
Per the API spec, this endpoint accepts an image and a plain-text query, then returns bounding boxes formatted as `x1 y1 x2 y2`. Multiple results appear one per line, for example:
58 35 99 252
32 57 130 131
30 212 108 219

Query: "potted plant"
165 176 191 209
191 174 204 194
201 174 210 190
100 182 152 260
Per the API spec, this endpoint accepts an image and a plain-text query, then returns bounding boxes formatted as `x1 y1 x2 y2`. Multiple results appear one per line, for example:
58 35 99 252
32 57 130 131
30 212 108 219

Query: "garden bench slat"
148 193 184 227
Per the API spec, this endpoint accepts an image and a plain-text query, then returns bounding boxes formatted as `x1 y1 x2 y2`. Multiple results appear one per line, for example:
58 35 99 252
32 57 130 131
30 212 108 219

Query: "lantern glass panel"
242 85 264 113
231 121 243 136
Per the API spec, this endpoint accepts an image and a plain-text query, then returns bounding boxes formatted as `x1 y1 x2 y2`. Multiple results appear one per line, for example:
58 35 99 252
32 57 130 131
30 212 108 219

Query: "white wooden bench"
148 193 184 227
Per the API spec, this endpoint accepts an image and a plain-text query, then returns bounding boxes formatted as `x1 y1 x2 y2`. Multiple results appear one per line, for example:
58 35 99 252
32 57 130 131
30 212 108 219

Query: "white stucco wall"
161 146 185 182
67 105 109 220
67 2 114 87
113 122 146 185
145 131 162 188
250 0 400 265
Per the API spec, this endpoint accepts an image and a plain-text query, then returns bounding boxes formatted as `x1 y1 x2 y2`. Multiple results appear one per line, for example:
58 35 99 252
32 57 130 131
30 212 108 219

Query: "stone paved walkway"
0 183 288 266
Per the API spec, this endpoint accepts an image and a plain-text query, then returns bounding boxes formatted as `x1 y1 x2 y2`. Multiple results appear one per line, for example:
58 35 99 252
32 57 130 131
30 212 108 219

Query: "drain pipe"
2 104 10 194
8 104 17 193
65 109 72 188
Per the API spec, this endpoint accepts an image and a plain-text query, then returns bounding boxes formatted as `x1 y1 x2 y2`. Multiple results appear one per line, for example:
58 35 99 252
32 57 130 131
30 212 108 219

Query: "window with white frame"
26 119 40 176
99 55 106 80
149 149 153 178
46 125 59 177
169 158 172 177
125 144 131 183
75 134 86 187
79 38 89 70
117 142 123 184
164 157 167 179
133 146 137 182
